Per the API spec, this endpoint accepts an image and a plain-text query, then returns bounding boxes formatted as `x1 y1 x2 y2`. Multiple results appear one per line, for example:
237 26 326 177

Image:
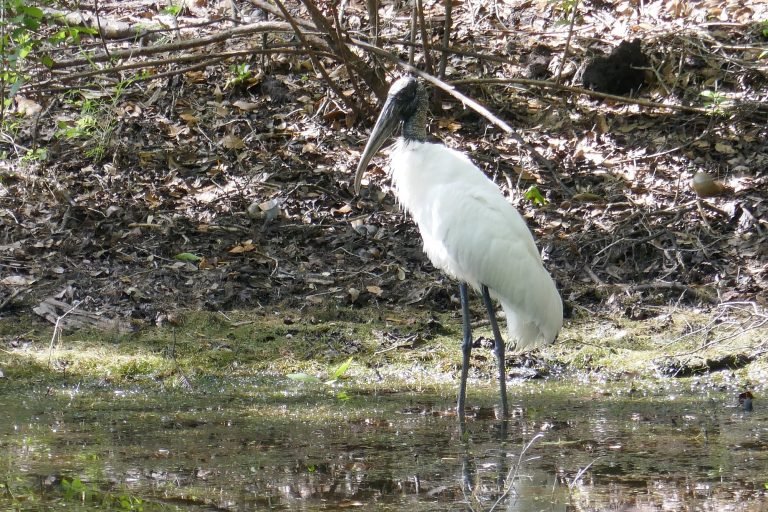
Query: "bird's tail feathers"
501 301 558 353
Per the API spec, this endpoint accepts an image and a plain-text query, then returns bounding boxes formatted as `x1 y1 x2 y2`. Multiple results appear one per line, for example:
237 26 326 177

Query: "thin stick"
349 41 570 191
274 0 361 117
489 433 545 511
556 0 580 84
47 299 87 367
415 0 434 75
51 21 295 69
439 0 453 79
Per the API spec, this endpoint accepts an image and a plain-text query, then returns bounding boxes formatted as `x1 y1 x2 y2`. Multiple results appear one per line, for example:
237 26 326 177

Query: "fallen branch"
349 38 570 193
29 46 334 93
42 6 164 42
50 21 295 69
34 297 135 340
450 77 714 115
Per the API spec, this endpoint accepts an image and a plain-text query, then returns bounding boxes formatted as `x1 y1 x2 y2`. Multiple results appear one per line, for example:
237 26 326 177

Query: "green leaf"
524 186 548 207
174 252 201 262
17 45 32 60
328 356 353 381
21 6 44 18
40 54 55 68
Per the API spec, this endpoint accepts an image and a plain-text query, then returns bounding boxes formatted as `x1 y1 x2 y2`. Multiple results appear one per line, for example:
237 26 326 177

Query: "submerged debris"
739 390 754 411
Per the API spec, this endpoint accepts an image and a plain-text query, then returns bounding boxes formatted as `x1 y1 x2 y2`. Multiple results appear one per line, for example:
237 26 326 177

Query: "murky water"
1 378 765 511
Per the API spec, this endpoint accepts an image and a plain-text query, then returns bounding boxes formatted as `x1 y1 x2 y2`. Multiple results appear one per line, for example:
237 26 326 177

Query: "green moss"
1 305 765 391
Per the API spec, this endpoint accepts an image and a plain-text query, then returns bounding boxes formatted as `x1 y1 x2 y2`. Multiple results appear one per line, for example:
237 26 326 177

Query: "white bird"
355 76 563 421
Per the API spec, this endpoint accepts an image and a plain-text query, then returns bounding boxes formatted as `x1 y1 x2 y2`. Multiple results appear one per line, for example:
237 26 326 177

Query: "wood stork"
354 76 563 420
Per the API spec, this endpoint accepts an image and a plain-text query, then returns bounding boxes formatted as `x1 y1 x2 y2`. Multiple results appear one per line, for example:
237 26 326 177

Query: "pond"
1 377 765 511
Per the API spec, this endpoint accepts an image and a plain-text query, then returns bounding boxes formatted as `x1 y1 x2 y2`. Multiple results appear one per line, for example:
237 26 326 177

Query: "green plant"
0 1 96 126
760 20 768 38
287 357 355 400
326 356 353 383
549 0 579 21
54 77 134 161
54 97 111 160
163 4 183 16
287 356 354 385
114 492 144 511
20 146 46 162
55 98 98 138
60 477 144 511
700 89 729 114
524 185 548 207
0 1 43 97
557 0 578 14
61 477 91 502
225 62 254 89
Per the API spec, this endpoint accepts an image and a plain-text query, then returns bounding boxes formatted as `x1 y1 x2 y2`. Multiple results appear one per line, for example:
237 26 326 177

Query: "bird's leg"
457 282 472 424
481 285 509 418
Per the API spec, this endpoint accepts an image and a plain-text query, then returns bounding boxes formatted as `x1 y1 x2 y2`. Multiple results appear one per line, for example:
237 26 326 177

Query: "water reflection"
0 381 765 511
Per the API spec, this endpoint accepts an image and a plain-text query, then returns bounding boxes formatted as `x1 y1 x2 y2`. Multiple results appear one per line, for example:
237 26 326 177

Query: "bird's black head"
387 76 427 124
354 76 428 194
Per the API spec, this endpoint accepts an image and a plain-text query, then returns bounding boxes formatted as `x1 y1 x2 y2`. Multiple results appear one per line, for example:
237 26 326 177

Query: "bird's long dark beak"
354 94 403 195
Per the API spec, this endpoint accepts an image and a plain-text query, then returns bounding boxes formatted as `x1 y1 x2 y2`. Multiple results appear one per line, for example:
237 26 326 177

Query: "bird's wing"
431 186 562 348
391 142 562 347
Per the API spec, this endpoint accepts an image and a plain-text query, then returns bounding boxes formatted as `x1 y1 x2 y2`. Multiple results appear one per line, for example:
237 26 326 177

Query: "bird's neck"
402 91 427 143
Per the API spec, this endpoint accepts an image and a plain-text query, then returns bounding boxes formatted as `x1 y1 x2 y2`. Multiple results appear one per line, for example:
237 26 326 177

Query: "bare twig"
51 21 295 69
408 3 416 66
47 298 89 367
556 0 580 84
569 457 600 490
328 1 368 110
273 0 360 117
439 0 453 79
92 0 113 63
349 38 570 193
367 0 379 46
489 433 545 511
29 46 333 92
450 77 714 115
0 288 22 312
415 0 434 75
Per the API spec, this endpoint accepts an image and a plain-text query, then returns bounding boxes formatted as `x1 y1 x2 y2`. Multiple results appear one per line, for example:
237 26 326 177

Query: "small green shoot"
52 76 133 161
60 477 144 510
326 356 353 384
163 4 183 16
524 186 548 207
700 89 729 115
758 23 768 57
61 478 91 501
548 0 579 22
21 147 47 163
225 63 255 89
287 357 354 387
0 2 96 127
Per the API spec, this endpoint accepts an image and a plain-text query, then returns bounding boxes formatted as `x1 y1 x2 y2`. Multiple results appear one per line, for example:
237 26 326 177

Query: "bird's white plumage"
389 139 562 350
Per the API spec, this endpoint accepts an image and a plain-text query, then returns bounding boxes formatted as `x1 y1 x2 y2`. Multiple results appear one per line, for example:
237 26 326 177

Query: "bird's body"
355 76 562 420
389 140 562 350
